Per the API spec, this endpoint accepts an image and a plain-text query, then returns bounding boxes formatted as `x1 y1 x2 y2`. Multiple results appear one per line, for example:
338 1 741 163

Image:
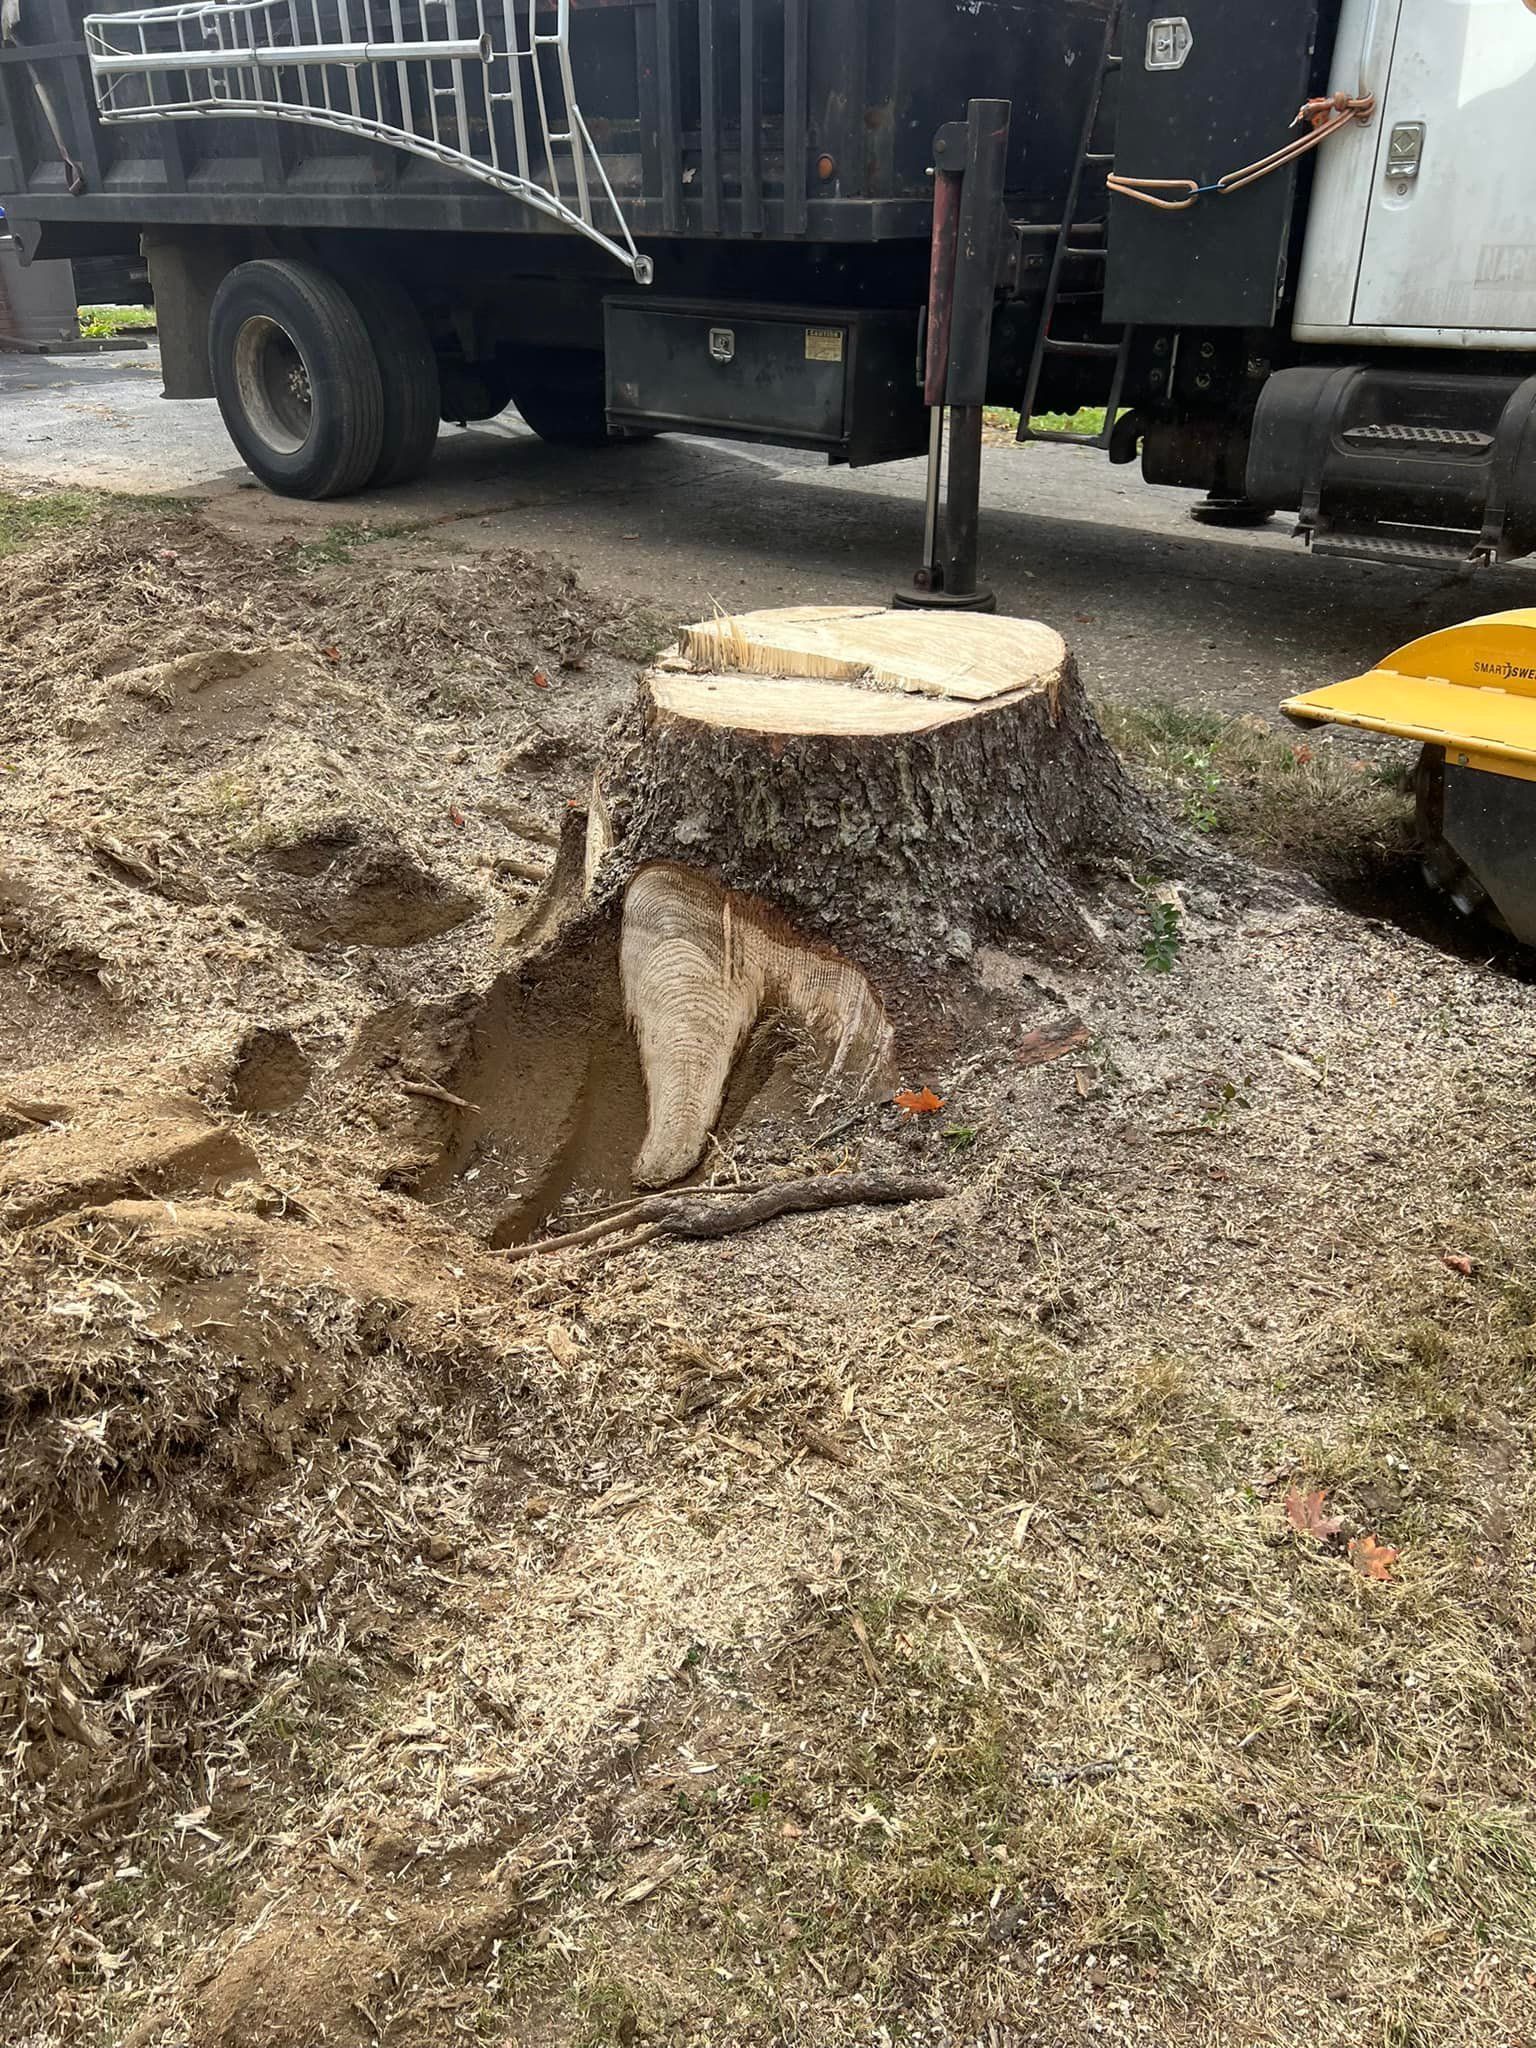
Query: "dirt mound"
191 1885 524 2048
0 506 631 1030
0 1090 256 1226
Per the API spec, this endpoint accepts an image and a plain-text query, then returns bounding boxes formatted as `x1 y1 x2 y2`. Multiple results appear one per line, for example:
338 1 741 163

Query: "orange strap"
1105 91 1375 213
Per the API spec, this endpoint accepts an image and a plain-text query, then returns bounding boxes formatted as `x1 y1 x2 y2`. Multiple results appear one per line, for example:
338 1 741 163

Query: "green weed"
1141 891 1183 973
1103 700 1416 888
76 303 156 338
289 519 417 570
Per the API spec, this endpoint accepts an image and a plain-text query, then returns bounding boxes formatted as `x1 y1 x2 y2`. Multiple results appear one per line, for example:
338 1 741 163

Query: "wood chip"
848 1612 881 1685
715 1429 772 1463
400 1078 478 1112
952 1615 990 1688
795 1420 854 1468
619 1852 684 1905
1017 1013 1091 1067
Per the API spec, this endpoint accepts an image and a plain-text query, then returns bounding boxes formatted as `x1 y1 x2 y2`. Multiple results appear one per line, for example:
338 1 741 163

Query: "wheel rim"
232 314 314 455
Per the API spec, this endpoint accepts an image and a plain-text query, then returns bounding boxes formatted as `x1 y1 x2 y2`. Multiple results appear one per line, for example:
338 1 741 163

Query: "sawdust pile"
1 506 646 2030
1 509 636 1043
4 504 1536 2048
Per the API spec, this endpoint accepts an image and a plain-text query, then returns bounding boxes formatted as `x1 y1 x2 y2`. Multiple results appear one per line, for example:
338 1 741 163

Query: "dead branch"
504 1171 944 1262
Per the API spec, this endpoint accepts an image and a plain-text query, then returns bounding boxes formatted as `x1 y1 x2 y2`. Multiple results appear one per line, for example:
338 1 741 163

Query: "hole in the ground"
247 844 478 951
227 1027 313 1117
396 929 815 1244
261 821 364 878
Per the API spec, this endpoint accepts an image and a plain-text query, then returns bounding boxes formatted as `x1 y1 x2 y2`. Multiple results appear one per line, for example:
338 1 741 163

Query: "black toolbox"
603 298 928 465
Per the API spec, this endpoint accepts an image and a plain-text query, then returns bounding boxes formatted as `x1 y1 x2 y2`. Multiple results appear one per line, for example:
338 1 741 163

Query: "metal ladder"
1016 0 1131 449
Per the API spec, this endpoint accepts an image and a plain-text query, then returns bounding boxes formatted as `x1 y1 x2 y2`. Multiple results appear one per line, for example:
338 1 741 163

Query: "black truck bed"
2 0 1111 266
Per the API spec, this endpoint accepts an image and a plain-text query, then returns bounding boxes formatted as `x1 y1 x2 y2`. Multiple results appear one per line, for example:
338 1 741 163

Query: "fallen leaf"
1349 1533 1399 1581
532 668 550 689
1285 1484 1344 1543
321 644 341 663
449 806 465 828
893 1086 944 1116
1442 1252 1474 1278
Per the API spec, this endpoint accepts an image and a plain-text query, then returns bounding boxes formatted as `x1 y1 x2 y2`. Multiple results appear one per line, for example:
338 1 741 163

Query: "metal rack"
82 0 651 276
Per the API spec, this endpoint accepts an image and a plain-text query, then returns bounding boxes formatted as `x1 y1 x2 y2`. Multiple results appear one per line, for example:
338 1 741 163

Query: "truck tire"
338 267 441 488
504 347 613 447
209 258 384 499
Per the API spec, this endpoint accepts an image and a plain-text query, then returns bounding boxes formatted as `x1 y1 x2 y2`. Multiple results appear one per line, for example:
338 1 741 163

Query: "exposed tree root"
502 1170 944 1262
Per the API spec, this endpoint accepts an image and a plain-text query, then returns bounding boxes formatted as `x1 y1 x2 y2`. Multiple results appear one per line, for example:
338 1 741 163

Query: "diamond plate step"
1309 527 1483 568
1341 423 1494 451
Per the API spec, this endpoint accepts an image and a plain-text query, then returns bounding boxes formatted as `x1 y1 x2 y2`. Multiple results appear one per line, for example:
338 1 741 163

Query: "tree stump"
501 604 1167 1190
371 607 1175 1230
589 605 1160 970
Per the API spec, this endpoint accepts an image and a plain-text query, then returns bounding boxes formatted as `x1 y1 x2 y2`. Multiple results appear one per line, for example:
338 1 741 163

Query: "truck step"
1308 525 1485 569
1341 423 1495 452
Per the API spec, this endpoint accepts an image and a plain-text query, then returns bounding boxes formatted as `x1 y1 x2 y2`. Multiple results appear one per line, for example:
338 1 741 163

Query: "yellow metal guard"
1282 608 1536 783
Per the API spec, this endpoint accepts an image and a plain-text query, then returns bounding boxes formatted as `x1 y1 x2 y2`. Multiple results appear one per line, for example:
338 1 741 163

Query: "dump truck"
3 0 1536 591
0 0 1109 541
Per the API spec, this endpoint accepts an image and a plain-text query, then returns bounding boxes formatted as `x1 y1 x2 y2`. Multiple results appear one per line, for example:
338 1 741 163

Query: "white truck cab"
1297 0 1536 347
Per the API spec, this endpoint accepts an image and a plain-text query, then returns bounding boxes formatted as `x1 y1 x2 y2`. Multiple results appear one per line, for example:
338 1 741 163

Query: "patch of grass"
571 1974 641 2047
289 518 420 571
1346 1793 1536 1949
525 1263 1536 2044
76 303 156 338
1030 405 1109 436
608 604 679 666
984 406 1113 437
0 489 109 556
194 771 276 848
1103 699 1417 887
0 485 196 558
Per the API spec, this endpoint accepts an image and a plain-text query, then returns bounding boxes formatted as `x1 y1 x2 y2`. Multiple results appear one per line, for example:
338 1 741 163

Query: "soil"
4 500 1536 2048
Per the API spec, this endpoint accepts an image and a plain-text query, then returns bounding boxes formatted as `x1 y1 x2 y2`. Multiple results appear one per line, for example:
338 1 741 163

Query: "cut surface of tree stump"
620 862 894 1187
